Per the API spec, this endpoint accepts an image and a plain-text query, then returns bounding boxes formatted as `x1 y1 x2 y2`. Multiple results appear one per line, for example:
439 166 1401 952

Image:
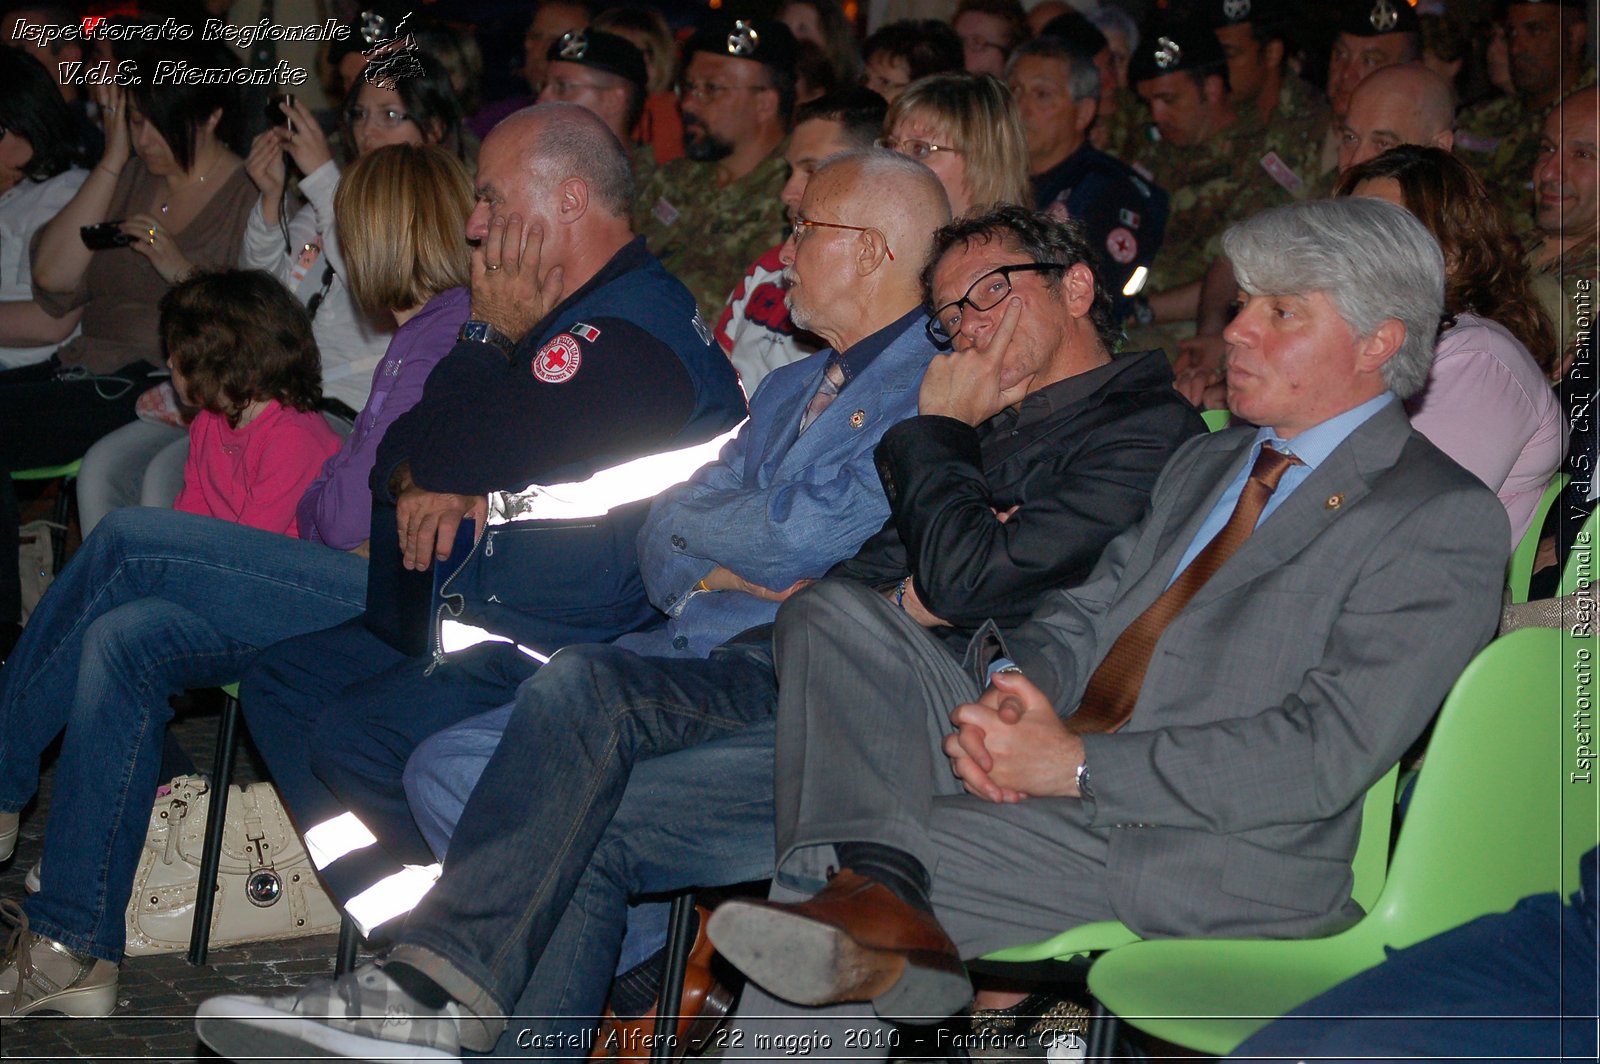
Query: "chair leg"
1084 999 1121 1062
48 477 74 575
650 891 699 1063
188 693 242 966
334 913 362 976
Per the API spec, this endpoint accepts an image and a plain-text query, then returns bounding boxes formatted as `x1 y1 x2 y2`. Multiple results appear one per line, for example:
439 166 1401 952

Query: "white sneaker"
23 862 39 893
195 962 462 1061
0 810 17 862
0 900 118 1017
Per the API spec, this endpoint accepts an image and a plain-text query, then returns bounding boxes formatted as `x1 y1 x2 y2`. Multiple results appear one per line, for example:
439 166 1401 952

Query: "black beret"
1204 0 1283 29
546 29 648 90
1128 21 1228 85
1336 0 1424 38
685 14 798 78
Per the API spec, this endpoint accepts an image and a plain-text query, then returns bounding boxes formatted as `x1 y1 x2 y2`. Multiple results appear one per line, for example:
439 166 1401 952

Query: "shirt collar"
1250 392 1395 470
834 307 924 384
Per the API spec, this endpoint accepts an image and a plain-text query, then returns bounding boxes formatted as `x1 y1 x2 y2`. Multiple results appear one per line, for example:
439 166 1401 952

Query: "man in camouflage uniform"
1207 0 1329 196
1320 0 1423 183
633 14 794 321
534 29 657 187
1458 0 1593 233
1122 21 1293 335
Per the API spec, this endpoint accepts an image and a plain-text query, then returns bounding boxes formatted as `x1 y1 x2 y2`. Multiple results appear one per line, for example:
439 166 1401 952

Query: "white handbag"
124 774 342 955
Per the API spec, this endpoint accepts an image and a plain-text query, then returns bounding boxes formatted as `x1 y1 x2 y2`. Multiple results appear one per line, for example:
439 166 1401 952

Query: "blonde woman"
879 72 1031 215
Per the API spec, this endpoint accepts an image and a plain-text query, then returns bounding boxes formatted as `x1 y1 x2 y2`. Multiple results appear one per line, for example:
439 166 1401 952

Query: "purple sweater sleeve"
296 287 470 548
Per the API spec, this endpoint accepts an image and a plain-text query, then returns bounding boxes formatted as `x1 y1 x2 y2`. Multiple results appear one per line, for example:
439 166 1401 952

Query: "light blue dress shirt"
1166 393 1397 583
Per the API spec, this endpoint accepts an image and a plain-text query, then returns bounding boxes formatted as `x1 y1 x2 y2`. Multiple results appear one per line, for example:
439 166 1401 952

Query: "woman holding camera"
0 39 253 650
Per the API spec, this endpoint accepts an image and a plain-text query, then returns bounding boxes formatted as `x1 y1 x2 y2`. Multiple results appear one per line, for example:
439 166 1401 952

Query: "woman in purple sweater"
296 145 474 549
0 144 471 1015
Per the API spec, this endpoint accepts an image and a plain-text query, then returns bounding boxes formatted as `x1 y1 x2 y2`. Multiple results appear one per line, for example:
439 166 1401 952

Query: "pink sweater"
173 402 342 536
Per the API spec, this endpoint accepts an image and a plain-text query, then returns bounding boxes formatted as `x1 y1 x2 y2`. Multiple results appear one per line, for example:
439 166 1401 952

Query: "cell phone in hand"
81 222 134 250
266 93 296 134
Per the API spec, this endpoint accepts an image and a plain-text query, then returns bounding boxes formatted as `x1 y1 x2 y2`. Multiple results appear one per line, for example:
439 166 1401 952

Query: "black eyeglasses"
927 263 1065 345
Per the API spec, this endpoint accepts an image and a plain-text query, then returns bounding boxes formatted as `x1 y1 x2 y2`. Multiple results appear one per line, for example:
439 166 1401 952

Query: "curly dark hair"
921 204 1117 354
1336 145 1557 370
159 270 322 426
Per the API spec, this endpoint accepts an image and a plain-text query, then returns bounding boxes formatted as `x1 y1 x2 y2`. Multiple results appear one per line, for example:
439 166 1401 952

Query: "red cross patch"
533 333 582 383
1106 227 1138 265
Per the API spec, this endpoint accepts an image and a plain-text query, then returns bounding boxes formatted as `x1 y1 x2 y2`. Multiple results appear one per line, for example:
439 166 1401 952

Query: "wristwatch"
1075 760 1094 800
459 319 515 356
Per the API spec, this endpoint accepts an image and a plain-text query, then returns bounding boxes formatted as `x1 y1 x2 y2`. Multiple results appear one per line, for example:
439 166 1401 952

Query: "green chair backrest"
1085 628 1593 1056
1560 504 1600 599
1507 473 1570 603
11 459 84 482
1370 626 1584 944
1200 408 1232 432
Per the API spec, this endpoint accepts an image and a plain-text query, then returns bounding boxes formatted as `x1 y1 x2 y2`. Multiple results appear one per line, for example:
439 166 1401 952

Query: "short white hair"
1222 198 1443 399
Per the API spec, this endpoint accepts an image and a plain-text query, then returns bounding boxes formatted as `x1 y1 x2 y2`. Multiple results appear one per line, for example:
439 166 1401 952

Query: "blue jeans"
0 507 365 960
393 642 782 1052
240 623 544 910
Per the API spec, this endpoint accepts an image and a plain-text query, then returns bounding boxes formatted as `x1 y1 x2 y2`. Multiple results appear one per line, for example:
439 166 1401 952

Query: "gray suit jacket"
1005 401 1510 939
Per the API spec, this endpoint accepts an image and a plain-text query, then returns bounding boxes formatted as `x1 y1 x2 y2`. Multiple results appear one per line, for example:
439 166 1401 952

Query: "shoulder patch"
571 322 601 342
1259 151 1303 195
533 334 582 383
1106 227 1138 265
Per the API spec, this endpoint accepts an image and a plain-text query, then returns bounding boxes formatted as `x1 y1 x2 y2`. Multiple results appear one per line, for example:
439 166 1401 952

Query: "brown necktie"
1071 445 1303 734
798 357 847 435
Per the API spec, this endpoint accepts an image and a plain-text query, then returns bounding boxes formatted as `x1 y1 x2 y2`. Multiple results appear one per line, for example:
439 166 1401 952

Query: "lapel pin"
850 410 866 428
1325 493 1344 510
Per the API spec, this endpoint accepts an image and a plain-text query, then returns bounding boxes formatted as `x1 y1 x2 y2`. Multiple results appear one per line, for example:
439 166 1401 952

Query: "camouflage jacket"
1234 75 1332 198
1094 87 1152 161
632 146 790 321
1529 233 1599 363
1128 120 1297 293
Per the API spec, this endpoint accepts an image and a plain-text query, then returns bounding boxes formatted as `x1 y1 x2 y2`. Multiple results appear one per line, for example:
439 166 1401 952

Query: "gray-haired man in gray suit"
707 197 1512 1049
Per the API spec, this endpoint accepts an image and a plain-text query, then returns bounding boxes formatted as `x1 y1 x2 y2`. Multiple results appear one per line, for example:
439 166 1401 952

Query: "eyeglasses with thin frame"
677 80 772 104
927 262 1065 346
877 134 962 162
345 105 414 129
790 216 895 261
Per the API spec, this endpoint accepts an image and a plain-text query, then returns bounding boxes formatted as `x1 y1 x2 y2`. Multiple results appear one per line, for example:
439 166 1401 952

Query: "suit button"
672 636 688 650
671 535 686 548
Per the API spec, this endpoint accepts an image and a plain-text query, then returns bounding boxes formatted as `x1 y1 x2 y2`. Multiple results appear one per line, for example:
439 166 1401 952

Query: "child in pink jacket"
161 270 341 536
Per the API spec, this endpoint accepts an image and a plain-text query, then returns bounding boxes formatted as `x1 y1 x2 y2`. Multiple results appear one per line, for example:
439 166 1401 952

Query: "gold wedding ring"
485 264 501 271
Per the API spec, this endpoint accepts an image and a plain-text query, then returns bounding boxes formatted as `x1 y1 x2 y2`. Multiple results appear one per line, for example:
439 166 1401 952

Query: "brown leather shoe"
589 906 732 1062
706 869 971 1023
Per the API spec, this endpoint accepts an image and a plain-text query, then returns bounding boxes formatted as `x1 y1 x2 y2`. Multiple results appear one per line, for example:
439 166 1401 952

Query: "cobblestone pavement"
1 703 373 1062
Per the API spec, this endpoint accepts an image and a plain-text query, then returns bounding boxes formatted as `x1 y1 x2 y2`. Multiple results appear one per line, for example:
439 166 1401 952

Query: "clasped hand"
944 669 1084 803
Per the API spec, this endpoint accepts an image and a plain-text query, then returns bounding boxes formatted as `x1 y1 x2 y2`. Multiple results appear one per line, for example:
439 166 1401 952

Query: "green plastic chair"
1559 503 1600 598
1084 626 1592 1056
11 457 84 573
1200 408 1233 432
982 763 1398 967
1507 473 1570 603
